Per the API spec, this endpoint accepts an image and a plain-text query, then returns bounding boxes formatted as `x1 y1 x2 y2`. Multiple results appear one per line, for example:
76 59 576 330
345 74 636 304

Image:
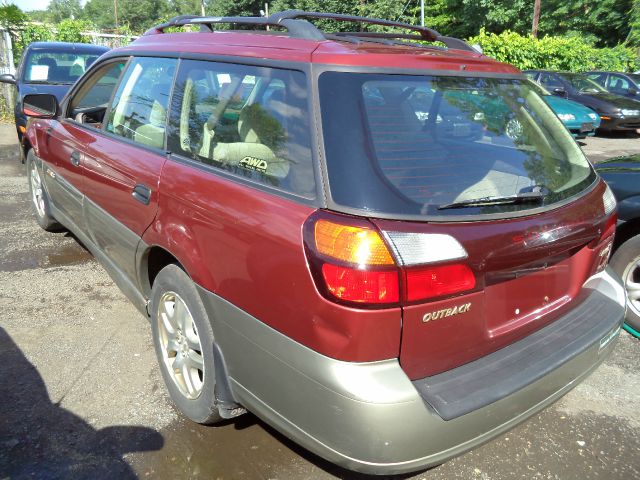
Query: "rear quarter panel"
143 159 402 361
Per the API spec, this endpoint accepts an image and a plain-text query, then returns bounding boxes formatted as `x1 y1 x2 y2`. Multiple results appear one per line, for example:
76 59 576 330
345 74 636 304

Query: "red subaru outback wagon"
22 11 626 475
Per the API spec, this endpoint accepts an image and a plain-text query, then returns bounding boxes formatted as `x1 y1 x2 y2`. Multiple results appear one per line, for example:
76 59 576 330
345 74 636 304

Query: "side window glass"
607 75 630 92
167 60 315 198
539 73 561 89
587 73 606 86
105 57 177 149
67 61 126 127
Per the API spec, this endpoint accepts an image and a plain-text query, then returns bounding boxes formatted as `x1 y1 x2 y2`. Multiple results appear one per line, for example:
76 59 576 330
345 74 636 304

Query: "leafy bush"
469 29 639 72
13 24 54 61
56 19 93 43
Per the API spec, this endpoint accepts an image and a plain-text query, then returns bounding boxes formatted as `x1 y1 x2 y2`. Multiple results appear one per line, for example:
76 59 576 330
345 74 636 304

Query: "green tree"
403 0 633 48
0 4 28 65
210 0 264 18
80 0 116 30
47 0 83 23
118 0 171 32
167 0 205 16
627 0 640 47
0 4 27 28
538 0 633 48
82 0 170 33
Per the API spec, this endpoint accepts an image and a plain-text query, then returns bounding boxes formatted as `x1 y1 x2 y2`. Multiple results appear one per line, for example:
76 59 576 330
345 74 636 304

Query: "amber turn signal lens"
18 126 26 134
314 219 395 266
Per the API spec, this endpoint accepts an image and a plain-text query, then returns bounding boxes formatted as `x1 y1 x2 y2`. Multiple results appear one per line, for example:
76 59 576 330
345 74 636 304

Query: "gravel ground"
0 123 638 480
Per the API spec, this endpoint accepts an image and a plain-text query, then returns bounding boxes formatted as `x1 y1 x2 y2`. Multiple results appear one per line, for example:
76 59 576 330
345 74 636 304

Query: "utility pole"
201 0 206 16
421 0 424 27
532 0 541 38
114 0 118 28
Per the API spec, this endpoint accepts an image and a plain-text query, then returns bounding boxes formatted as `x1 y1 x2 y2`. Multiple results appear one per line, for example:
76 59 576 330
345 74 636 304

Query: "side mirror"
0 73 15 85
22 94 58 118
629 87 639 96
552 87 567 97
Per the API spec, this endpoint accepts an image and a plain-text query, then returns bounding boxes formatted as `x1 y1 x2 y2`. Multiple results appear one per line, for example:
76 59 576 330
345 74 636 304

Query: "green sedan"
529 81 601 138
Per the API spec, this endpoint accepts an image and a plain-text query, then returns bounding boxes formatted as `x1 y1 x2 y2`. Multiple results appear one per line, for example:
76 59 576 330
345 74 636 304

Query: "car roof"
119 31 519 74
27 42 109 53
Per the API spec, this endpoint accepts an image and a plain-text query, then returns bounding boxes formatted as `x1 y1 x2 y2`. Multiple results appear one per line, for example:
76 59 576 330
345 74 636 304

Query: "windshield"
23 50 102 84
562 74 607 93
318 73 596 219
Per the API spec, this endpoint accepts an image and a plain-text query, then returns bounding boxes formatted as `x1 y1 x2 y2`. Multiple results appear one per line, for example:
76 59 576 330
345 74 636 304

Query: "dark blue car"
0 42 109 145
596 155 640 338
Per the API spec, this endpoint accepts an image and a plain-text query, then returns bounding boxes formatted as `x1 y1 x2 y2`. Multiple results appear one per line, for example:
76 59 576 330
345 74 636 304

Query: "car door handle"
70 151 81 167
132 184 151 205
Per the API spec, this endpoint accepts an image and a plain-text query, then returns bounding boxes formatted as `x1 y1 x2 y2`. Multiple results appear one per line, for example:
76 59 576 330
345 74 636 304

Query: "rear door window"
606 74 631 94
105 57 177 149
318 72 596 219
166 60 315 198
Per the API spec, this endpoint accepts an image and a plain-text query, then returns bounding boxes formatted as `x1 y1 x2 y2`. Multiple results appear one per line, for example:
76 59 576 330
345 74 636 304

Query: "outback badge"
423 303 471 322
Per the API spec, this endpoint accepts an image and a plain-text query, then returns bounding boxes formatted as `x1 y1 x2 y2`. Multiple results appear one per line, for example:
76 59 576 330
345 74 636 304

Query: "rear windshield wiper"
438 191 547 210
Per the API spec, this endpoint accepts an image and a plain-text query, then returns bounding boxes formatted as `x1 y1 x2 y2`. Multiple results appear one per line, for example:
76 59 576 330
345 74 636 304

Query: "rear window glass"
23 50 103 84
318 72 596 218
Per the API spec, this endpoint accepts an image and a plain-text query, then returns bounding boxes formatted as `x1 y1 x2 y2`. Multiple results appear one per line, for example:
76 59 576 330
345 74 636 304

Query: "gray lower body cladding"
196 268 626 475
414 284 624 421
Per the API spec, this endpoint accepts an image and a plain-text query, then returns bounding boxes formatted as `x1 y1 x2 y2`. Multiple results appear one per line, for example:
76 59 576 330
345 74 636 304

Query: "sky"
8 0 51 12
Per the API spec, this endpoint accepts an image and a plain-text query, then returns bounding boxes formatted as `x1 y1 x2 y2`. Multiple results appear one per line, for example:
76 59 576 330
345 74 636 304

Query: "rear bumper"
198 268 625 475
566 120 599 138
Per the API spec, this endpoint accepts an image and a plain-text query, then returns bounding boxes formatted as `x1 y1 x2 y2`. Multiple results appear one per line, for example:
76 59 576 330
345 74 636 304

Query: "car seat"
134 82 171 149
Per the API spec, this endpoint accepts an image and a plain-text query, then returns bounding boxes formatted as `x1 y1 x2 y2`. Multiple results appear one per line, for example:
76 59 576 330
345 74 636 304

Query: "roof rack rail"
270 10 439 40
143 12 326 40
143 10 477 53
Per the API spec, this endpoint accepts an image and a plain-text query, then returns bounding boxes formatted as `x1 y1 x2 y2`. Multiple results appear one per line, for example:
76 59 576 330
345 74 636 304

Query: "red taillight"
592 211 616 274
304 211 475 307
405 264 476 302
322 264 400 304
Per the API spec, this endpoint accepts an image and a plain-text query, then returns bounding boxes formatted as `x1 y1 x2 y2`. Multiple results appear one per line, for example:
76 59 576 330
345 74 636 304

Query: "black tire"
610 234 640 335
26 150 62 232
150 264 222 424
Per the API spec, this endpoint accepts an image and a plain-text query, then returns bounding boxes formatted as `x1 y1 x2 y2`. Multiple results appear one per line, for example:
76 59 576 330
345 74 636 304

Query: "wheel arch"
140 217 218 299
138 245 183 298
20 137 32 164
613 216 640 252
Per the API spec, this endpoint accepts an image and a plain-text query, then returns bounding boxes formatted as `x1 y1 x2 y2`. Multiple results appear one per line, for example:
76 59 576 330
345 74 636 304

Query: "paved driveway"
581 131 640 163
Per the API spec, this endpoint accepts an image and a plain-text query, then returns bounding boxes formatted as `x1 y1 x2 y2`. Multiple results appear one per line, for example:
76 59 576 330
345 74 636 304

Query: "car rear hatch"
371 182 614 378
317 70 617 379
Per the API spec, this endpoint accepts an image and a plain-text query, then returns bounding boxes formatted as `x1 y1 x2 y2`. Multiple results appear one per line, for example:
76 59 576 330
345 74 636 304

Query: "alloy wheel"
30 161 46 218
156 291 205 399
622 256 640 319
